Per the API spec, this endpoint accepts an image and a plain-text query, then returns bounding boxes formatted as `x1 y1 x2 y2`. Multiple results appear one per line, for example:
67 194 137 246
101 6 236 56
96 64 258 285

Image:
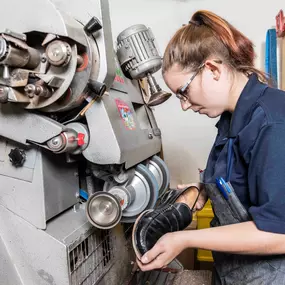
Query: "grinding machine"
0 0 173 284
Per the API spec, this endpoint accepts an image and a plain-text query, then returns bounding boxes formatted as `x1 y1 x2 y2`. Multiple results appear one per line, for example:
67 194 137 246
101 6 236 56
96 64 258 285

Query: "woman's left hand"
136 232 187 271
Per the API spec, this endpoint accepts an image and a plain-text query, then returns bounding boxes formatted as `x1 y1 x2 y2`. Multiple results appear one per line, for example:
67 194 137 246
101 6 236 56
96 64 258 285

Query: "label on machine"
115 98 136 130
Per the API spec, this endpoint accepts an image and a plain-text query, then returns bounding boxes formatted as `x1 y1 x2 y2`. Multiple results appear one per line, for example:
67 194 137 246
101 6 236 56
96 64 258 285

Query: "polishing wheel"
86 191 122 229
103 163 159 223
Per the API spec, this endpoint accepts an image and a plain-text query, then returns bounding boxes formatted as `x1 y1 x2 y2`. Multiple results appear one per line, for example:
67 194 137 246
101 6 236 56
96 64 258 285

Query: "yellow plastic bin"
196 200 214 262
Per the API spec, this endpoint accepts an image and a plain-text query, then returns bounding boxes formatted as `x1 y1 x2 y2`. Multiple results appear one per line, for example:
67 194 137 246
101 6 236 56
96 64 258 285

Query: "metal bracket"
3 29 26 41
144 105 161 137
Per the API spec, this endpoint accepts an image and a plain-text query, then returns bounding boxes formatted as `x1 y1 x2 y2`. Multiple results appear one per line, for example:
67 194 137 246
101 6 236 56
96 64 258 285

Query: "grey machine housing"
0 0 169 285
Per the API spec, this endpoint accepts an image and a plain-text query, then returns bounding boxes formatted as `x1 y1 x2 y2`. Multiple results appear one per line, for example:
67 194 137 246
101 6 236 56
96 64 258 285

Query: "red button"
77 133 85 146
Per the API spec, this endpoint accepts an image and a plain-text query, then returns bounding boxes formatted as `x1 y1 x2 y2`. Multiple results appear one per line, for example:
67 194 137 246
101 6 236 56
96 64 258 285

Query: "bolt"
24 85 35 98
25 86 30 91
41 57 47 63
35 86 41 96
25 85 32 92
51 139 59 146
148 133 153 139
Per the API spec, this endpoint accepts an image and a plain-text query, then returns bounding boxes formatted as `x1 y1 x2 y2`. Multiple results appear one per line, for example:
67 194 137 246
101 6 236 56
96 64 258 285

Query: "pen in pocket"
216 177 250 222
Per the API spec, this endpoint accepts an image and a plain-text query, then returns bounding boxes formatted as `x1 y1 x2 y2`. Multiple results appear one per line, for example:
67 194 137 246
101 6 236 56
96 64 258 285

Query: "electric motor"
116 24 162 80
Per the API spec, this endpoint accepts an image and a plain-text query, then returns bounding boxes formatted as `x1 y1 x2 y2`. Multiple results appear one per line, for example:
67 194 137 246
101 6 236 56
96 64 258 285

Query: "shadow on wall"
260 41 265 70
161 142 203 188
152 94 218 188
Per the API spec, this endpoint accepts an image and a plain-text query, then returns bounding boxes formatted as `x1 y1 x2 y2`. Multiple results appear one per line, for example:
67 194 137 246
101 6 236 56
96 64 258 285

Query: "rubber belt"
265 28 278 88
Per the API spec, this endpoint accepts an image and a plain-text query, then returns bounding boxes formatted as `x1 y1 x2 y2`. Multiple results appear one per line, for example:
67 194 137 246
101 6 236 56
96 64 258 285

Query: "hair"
162 10 268 83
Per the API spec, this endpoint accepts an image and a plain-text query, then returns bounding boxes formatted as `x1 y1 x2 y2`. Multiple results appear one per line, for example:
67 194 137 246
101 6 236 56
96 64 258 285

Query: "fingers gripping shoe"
132 186 199 259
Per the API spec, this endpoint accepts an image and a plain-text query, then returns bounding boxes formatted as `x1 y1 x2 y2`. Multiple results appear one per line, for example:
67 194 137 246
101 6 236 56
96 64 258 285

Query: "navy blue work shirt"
204 73 285 234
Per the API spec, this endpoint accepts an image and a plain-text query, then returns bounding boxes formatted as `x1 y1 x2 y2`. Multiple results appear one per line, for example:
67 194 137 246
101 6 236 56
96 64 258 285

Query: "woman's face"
163 60 233 118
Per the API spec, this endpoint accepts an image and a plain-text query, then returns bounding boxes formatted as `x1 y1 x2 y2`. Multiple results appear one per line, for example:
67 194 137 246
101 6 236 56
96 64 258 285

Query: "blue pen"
216 177 250 222
215 177 229 200
219 177 233 194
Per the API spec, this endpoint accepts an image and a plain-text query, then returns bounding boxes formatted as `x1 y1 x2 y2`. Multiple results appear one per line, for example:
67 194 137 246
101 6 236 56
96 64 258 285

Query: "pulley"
145 155 170 198
103 164 159 223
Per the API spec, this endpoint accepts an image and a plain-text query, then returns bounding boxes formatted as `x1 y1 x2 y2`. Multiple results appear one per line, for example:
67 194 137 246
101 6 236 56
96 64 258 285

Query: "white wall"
109 0 283 187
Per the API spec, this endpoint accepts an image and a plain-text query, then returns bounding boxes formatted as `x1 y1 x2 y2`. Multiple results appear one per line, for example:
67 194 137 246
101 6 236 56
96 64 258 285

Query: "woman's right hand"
177 183 208 211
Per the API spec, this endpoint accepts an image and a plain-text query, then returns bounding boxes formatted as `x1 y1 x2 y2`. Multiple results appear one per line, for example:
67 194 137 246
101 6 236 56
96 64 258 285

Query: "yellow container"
196 200 214 262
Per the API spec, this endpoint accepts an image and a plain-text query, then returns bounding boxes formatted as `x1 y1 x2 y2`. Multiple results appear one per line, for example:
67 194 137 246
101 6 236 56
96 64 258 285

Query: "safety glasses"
176 60 222 101
176 63 205 101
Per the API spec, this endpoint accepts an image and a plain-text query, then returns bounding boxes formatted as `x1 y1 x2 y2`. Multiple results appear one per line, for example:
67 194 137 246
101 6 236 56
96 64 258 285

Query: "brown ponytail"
162 10 268 83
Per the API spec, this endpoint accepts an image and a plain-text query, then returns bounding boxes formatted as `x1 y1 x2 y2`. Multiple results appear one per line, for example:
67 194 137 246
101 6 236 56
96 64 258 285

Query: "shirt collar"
228 73 268 138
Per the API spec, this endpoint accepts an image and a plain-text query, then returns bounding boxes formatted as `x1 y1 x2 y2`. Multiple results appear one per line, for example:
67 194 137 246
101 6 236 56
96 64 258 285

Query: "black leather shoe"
132 186 199 259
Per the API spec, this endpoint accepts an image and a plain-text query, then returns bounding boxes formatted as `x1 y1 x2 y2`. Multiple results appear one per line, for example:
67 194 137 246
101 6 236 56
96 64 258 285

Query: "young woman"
135 10 285 285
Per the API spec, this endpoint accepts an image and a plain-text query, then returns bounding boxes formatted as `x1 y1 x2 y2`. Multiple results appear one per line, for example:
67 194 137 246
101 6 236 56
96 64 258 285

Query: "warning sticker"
115 99 136 130
114 68 125 84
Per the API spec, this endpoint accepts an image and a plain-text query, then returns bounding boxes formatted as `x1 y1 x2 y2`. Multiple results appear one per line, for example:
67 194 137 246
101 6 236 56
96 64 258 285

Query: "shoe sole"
131 209 153 260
